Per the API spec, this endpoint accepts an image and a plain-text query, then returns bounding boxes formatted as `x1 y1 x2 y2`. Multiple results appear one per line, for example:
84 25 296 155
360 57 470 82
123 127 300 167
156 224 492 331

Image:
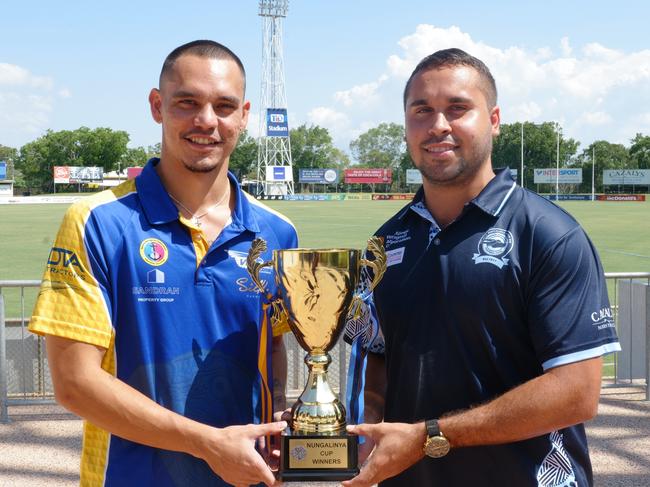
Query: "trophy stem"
291 352 347 434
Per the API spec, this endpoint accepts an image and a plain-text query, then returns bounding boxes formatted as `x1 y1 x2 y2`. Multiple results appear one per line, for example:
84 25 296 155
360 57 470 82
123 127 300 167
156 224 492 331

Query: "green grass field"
1 198 649 319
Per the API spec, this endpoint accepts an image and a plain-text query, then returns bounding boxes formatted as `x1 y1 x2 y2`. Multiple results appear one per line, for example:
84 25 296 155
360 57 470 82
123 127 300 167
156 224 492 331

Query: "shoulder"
514 188 584 243
62 180 139 240
242 191 298 245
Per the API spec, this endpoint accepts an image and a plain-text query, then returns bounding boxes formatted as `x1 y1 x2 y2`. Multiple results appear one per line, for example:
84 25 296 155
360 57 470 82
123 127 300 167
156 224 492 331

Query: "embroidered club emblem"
140 238 169 266
472 228 514 269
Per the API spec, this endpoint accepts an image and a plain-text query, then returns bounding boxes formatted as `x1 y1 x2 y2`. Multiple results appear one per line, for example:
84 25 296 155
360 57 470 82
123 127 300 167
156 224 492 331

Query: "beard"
181 159 220 173
413 134 493 187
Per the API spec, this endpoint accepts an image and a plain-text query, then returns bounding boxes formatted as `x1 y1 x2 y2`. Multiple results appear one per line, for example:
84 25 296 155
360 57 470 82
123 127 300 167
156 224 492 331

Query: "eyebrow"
171 90 240 105
408 96 473 108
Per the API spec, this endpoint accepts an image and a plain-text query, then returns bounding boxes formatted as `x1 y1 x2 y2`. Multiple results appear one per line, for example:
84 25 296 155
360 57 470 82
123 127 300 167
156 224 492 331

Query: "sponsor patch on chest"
386 247 405 267
472 228 514 269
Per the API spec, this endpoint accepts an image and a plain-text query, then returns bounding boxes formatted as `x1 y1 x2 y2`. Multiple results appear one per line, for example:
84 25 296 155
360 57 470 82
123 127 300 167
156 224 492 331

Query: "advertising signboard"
266 108 289 137
533 168 582 184
265 165 293 182
603 169 650 185
406 169 422 185
53 166 103 183
344 168 392 184
299 168 339 184
0 161 6 180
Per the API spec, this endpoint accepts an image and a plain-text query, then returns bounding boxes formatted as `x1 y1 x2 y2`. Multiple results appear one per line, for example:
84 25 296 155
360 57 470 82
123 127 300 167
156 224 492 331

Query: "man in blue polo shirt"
343 49 620 487
29 40 296 486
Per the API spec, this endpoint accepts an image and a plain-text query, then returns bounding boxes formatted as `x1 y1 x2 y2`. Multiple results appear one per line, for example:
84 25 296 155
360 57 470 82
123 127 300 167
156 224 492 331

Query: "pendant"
193 217 202 227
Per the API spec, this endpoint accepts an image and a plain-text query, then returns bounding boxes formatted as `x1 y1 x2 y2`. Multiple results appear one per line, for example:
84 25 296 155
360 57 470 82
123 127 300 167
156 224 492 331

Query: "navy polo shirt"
372 169 620 487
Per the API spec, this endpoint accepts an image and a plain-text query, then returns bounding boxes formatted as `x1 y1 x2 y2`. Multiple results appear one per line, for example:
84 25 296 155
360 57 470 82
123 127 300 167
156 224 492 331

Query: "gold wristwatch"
423 419 451 458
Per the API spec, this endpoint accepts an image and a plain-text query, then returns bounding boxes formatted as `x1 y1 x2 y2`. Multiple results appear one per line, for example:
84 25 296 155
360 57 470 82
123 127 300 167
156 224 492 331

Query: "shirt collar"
136 158 260 233
470 168 518 217
401 168 517 226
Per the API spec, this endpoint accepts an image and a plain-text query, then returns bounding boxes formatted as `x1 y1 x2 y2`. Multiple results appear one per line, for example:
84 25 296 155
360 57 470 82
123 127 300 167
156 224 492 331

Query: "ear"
490 106 501 137
149 88 163 124
240 100 251 131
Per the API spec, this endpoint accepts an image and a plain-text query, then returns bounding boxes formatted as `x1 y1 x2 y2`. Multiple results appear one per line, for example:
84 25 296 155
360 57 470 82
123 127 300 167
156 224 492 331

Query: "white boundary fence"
2 273 649 423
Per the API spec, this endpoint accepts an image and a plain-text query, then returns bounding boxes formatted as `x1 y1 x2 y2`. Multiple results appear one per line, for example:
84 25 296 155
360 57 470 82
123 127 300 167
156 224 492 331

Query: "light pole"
591 146 595 201
520 122 524 188
555 122 560 201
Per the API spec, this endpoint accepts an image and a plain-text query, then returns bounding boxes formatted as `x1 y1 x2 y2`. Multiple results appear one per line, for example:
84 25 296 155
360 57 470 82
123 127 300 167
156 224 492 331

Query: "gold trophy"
247 237 386 481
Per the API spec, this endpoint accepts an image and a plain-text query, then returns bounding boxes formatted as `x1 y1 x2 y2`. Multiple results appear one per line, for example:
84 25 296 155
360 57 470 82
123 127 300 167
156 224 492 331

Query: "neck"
422 164 495 228
155 155 231 212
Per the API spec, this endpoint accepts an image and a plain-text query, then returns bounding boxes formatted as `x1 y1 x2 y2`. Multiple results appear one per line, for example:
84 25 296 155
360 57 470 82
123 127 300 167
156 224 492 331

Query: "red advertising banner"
344 168 392 184
596 194 646 202
127 167 144 179
53 166 71 184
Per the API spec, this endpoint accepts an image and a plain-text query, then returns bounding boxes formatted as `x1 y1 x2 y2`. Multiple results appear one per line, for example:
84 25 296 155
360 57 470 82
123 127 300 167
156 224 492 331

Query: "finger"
253 421 288 437
280 409 292 423
341 462 379 487
347 423 376 438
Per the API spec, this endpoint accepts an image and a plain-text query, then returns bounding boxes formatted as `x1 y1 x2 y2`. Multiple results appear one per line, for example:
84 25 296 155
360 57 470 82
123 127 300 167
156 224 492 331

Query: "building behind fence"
2 273 649 422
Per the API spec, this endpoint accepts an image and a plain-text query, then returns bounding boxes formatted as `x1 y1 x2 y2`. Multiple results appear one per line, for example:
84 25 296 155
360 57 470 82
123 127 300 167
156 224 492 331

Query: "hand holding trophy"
247 237 386 481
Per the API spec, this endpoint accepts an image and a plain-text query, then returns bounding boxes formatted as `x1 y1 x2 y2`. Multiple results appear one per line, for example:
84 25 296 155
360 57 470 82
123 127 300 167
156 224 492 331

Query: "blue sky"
2 0 650 157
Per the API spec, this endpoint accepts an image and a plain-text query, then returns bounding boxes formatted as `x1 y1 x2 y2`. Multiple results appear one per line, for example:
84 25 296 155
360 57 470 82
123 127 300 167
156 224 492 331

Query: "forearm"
271 335 287 412
439 358 602 448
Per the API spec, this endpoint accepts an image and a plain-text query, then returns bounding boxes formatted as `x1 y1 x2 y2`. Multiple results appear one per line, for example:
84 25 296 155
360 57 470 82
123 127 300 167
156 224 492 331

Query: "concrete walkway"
1 385 649 486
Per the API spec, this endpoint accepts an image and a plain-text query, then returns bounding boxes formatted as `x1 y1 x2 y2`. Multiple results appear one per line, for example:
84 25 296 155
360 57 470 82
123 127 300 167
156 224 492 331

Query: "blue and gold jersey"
29 159 298 486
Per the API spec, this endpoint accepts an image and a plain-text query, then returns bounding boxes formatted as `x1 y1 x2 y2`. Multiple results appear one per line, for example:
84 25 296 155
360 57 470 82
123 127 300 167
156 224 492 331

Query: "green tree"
229 130 258 179
492 122 580 188
121 147 149 169
15 127 130 193
350 122 407 191
630 133 650 169
349 122 405 169
576 140 631 192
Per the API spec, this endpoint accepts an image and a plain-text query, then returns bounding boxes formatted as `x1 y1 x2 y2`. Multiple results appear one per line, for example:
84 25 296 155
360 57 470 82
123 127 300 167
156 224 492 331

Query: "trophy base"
279 430 359 482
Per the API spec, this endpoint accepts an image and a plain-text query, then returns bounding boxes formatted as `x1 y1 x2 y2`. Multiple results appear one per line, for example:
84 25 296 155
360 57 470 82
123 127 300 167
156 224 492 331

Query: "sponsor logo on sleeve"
46 247 86 280
139 238 168 266
591 307 615 330
472 228 514 269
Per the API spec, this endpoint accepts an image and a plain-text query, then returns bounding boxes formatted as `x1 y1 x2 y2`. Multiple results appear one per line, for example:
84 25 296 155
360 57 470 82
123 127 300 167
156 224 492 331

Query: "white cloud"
306 24 650 151
58 88 72 99
0 63 53 89
334 75 388 107
0 63 61 146
577 111 612 126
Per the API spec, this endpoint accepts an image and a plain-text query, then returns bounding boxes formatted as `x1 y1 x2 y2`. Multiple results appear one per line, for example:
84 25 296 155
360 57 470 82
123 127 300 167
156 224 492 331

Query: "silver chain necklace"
168 188 230 228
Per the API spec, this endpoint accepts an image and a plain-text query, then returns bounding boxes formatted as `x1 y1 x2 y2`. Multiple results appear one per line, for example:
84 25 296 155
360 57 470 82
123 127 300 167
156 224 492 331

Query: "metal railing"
2 273 649 422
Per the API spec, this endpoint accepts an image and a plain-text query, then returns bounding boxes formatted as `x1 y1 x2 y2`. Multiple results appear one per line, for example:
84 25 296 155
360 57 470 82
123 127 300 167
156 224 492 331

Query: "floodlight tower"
257 0 294 196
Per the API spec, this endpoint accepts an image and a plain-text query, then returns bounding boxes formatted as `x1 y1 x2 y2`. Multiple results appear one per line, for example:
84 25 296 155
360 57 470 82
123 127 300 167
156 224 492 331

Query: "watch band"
425 418 441 438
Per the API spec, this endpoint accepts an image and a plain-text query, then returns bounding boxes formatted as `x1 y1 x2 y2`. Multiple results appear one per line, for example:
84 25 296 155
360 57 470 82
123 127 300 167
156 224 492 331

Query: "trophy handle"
247 238 274 295
359 236 387 293
247 238 290 333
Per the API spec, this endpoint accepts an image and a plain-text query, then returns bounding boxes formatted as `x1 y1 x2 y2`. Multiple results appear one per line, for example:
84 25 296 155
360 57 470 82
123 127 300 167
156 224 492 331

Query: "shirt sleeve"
526 226 621 370
28 201 113 348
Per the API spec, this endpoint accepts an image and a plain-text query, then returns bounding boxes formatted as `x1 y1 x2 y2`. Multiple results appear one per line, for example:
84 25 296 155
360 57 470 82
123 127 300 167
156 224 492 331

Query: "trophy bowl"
247 238 385 481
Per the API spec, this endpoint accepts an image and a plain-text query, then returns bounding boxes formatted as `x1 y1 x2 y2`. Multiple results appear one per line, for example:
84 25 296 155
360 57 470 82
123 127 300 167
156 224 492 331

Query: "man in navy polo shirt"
343 49 620 487
29 40 296 486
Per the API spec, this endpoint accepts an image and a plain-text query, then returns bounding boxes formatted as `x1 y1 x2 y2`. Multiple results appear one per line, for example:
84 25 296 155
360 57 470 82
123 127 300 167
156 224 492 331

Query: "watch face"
424 436 451 458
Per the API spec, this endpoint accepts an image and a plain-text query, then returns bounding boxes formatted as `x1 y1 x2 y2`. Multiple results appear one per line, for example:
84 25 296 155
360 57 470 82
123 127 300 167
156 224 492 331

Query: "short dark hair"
159 40 246 95
403 48 497 109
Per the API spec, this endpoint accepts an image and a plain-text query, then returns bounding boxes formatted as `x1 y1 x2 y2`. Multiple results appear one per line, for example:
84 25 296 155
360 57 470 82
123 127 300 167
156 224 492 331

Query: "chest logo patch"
386 247 405 267
140 238 168 266
472 228 514 269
